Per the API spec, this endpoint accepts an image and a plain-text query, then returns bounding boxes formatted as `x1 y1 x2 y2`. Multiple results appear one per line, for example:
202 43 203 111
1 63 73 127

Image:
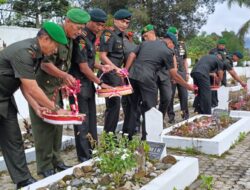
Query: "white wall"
0 25 38 46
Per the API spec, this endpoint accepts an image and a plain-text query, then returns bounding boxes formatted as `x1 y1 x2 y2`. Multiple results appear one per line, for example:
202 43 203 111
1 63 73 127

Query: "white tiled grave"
23 156 199 190
230 110 250 118
161 115 250 156
0 135 75 171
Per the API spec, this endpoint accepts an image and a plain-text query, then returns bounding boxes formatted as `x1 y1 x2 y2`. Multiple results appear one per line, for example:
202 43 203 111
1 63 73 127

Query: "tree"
84 0 221 39
227 0 250 41
0 0 6 4
11 0 69 28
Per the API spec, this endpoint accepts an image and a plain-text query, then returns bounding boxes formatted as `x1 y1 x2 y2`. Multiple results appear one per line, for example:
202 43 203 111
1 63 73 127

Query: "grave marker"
217 86 229 110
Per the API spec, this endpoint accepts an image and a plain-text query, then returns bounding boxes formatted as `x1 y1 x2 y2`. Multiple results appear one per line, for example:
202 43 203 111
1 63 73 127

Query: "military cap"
42 22 68 45
164 31 178 46
90 8 107 22
233 51 244 59
114 9 132 20
66 8 90 24
217 38 226 45
141 24 154 35
167 26 178 34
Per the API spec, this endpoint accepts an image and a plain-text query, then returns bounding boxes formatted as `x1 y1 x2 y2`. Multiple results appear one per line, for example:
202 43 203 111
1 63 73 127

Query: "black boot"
39 169 55 178
55 162 72 172
16 177 36 189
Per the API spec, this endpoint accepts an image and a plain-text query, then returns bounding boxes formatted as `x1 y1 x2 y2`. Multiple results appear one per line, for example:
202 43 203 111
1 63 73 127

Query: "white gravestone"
145 108 167 159
217 86 229 110
145 108 163 142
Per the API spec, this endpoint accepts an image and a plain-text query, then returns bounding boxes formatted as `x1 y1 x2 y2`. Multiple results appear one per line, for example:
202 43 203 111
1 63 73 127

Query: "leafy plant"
92 132 150 186
200 175 214 190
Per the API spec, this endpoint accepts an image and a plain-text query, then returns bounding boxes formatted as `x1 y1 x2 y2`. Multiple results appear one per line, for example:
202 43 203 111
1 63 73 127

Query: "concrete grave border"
0 135 75 171
161 115 250 156
23 156 199 190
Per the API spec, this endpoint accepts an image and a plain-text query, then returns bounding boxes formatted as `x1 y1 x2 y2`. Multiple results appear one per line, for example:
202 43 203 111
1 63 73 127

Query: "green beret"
114 9 132 20
217 38 226 45
66 8 90 24
167 26 178 34
90 8 107 22
164 32 178 46
42 22 68 45
141 24 154 35
233 51 243 59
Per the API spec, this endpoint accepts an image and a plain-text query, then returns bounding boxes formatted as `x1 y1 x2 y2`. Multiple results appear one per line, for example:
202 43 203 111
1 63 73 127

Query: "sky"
201 2 250 37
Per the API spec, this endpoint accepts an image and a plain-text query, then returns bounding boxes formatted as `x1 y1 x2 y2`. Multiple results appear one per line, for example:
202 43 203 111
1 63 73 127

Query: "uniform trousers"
29 97 63 174
123 79 158 140
74 91 97 161
101 72 122 133
191 72 212 114
0 101 31 183
157 77 172 118
168 72 189 120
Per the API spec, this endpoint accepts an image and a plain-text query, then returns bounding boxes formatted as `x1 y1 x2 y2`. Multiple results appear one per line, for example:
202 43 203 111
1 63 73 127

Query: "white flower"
92 150 98 154
121 153 129 160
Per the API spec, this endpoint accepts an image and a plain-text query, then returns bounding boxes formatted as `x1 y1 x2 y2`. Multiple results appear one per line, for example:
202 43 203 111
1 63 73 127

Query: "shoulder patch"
79 39 86 50
82 31 87 37
27 49 36 59
103 31 112 43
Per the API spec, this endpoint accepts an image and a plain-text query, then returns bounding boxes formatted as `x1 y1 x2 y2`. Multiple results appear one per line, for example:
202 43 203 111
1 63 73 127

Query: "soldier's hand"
100 83 112 89
57 109 71 115
187 84 195 91
240 81 247 89
185 73 190 81
101 65 112 73
63 73 76 87
35 107 49 118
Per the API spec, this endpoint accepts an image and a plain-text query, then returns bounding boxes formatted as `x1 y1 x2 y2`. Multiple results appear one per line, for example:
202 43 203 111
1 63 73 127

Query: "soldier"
99 9 132 133
140 24 173 124
220 51 246 88
69 8 112 162
191 55 224 114
0 22 68 189
123 31 194 140
209 38 228 107
29 8 90 178
167 26 189 123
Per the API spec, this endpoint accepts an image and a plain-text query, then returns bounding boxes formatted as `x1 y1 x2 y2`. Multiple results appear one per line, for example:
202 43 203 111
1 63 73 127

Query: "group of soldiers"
0 6 247 189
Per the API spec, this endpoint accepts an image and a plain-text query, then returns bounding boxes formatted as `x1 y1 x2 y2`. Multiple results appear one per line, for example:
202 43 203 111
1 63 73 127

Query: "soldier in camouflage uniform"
0 22 68 189
29 9 90 178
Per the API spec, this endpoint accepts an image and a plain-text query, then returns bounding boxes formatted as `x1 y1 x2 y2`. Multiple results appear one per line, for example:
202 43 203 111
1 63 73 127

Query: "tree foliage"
4 0 69 27
187 30 247 63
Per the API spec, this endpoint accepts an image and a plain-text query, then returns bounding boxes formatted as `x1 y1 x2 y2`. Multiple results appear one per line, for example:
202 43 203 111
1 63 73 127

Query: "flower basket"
96 70 133 98
41 80 85 125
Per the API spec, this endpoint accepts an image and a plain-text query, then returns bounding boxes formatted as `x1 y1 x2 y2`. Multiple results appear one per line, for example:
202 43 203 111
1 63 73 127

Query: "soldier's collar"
84 27 96 42
114 26 123 36
33 38 43 59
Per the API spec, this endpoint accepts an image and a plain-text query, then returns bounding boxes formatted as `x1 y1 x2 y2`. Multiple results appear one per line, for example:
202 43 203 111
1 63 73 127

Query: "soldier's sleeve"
72 38 88 65
216 57 224 71
133 43 142 55
163 49 175 70
224 58 233 71
10 48 36 79
99 30 114 52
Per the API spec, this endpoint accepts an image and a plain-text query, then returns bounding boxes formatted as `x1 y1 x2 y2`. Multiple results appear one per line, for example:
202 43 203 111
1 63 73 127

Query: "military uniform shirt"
129 40 174 87
35 37 74 96
191 55 224 79
0 38 42 117
99 27 124 68
175 41 187 72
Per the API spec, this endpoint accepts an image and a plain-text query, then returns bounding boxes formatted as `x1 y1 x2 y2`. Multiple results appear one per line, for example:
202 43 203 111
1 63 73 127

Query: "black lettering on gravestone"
212 108 229 117
147 141 165 160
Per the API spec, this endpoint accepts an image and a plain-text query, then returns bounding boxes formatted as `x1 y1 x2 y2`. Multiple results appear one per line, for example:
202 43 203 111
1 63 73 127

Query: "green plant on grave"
231 132 247 149
200 175 214 190
92 132 150 186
